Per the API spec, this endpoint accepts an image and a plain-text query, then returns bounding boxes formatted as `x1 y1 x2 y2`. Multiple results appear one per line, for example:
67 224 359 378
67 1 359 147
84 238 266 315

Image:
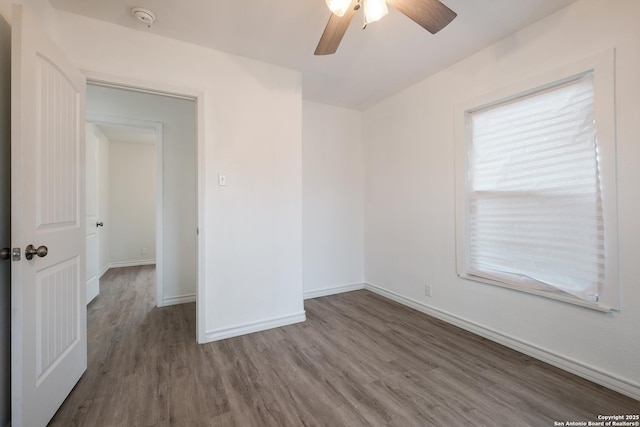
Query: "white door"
11 4 87 427
85 125 99 303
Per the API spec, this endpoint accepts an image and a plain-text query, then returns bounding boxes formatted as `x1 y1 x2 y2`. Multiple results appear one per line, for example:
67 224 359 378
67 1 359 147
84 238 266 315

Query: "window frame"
454 49 619 311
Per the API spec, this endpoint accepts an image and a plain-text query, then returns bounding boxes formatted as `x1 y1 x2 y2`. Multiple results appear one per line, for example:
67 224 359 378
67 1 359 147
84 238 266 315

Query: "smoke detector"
130 7 156 28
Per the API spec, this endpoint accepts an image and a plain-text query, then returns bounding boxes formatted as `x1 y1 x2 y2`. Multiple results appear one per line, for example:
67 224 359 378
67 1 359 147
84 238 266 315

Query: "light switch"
218 173 227 186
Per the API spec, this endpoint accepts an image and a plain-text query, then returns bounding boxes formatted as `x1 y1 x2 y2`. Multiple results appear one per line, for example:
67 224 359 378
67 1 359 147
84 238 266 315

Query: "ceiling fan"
315 0 457 55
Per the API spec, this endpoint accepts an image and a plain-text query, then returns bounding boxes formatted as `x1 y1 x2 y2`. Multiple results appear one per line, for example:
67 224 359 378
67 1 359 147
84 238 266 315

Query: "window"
455 52 618 310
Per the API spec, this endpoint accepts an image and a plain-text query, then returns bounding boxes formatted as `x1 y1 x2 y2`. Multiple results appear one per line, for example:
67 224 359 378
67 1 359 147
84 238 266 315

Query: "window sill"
458 273 612 313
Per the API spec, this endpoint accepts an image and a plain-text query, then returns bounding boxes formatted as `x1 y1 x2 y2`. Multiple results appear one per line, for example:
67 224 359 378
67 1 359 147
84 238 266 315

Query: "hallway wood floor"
50 266 638 426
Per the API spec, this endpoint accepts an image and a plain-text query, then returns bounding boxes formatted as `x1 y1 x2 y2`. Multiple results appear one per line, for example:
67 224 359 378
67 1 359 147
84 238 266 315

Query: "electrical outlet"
424 284 432 297
141 247 148 255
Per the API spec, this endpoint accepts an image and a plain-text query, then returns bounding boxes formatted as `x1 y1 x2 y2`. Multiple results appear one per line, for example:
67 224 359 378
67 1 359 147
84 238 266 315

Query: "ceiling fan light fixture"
325 0 352 17
315 0 457 55
363 0 388 24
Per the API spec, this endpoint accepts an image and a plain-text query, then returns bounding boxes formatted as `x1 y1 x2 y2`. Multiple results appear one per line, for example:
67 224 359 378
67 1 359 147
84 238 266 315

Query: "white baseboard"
304 282 365 299
364 282 640 401
205 311 306 342
109 259 156 269
163 294 196 307
98 265 110 278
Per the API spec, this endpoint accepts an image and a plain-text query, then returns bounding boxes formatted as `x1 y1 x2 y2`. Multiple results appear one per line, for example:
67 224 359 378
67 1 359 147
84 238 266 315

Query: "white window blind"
467 74 604 303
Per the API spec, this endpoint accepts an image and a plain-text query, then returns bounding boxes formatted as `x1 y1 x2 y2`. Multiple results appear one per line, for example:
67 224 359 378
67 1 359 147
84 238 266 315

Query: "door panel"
36 55 79 229
11 4 87 427
86 124 99 303
36 257 80 382
86 234 98 302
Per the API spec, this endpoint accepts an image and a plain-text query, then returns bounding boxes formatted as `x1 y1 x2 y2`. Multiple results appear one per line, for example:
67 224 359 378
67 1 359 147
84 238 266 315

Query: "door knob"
0 248 9 261
25 244 48 260
96 222 104 227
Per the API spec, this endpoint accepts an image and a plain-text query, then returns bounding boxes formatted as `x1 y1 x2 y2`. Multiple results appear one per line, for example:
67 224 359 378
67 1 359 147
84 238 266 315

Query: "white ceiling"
50 0 578 110
94 123 156 144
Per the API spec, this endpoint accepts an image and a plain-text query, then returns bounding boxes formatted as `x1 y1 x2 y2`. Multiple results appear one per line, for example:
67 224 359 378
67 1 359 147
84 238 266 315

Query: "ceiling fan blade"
386 0 457 34
315 1 359 55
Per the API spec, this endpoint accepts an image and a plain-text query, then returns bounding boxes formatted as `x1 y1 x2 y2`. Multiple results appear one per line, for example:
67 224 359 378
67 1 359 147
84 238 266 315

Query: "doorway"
86 118 160 304
85 82 198 310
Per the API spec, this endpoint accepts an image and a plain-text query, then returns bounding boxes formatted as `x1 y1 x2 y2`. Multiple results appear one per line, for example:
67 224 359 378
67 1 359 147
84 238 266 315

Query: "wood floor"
50 266 638 426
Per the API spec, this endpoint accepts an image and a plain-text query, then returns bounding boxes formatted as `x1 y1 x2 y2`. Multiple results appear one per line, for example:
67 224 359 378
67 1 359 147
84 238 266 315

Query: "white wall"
0 0 55 35
363 0 640 399
87 84 196 306
0 12 10 427
302 101 364 298
53 10 304 340
109 140 156 266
